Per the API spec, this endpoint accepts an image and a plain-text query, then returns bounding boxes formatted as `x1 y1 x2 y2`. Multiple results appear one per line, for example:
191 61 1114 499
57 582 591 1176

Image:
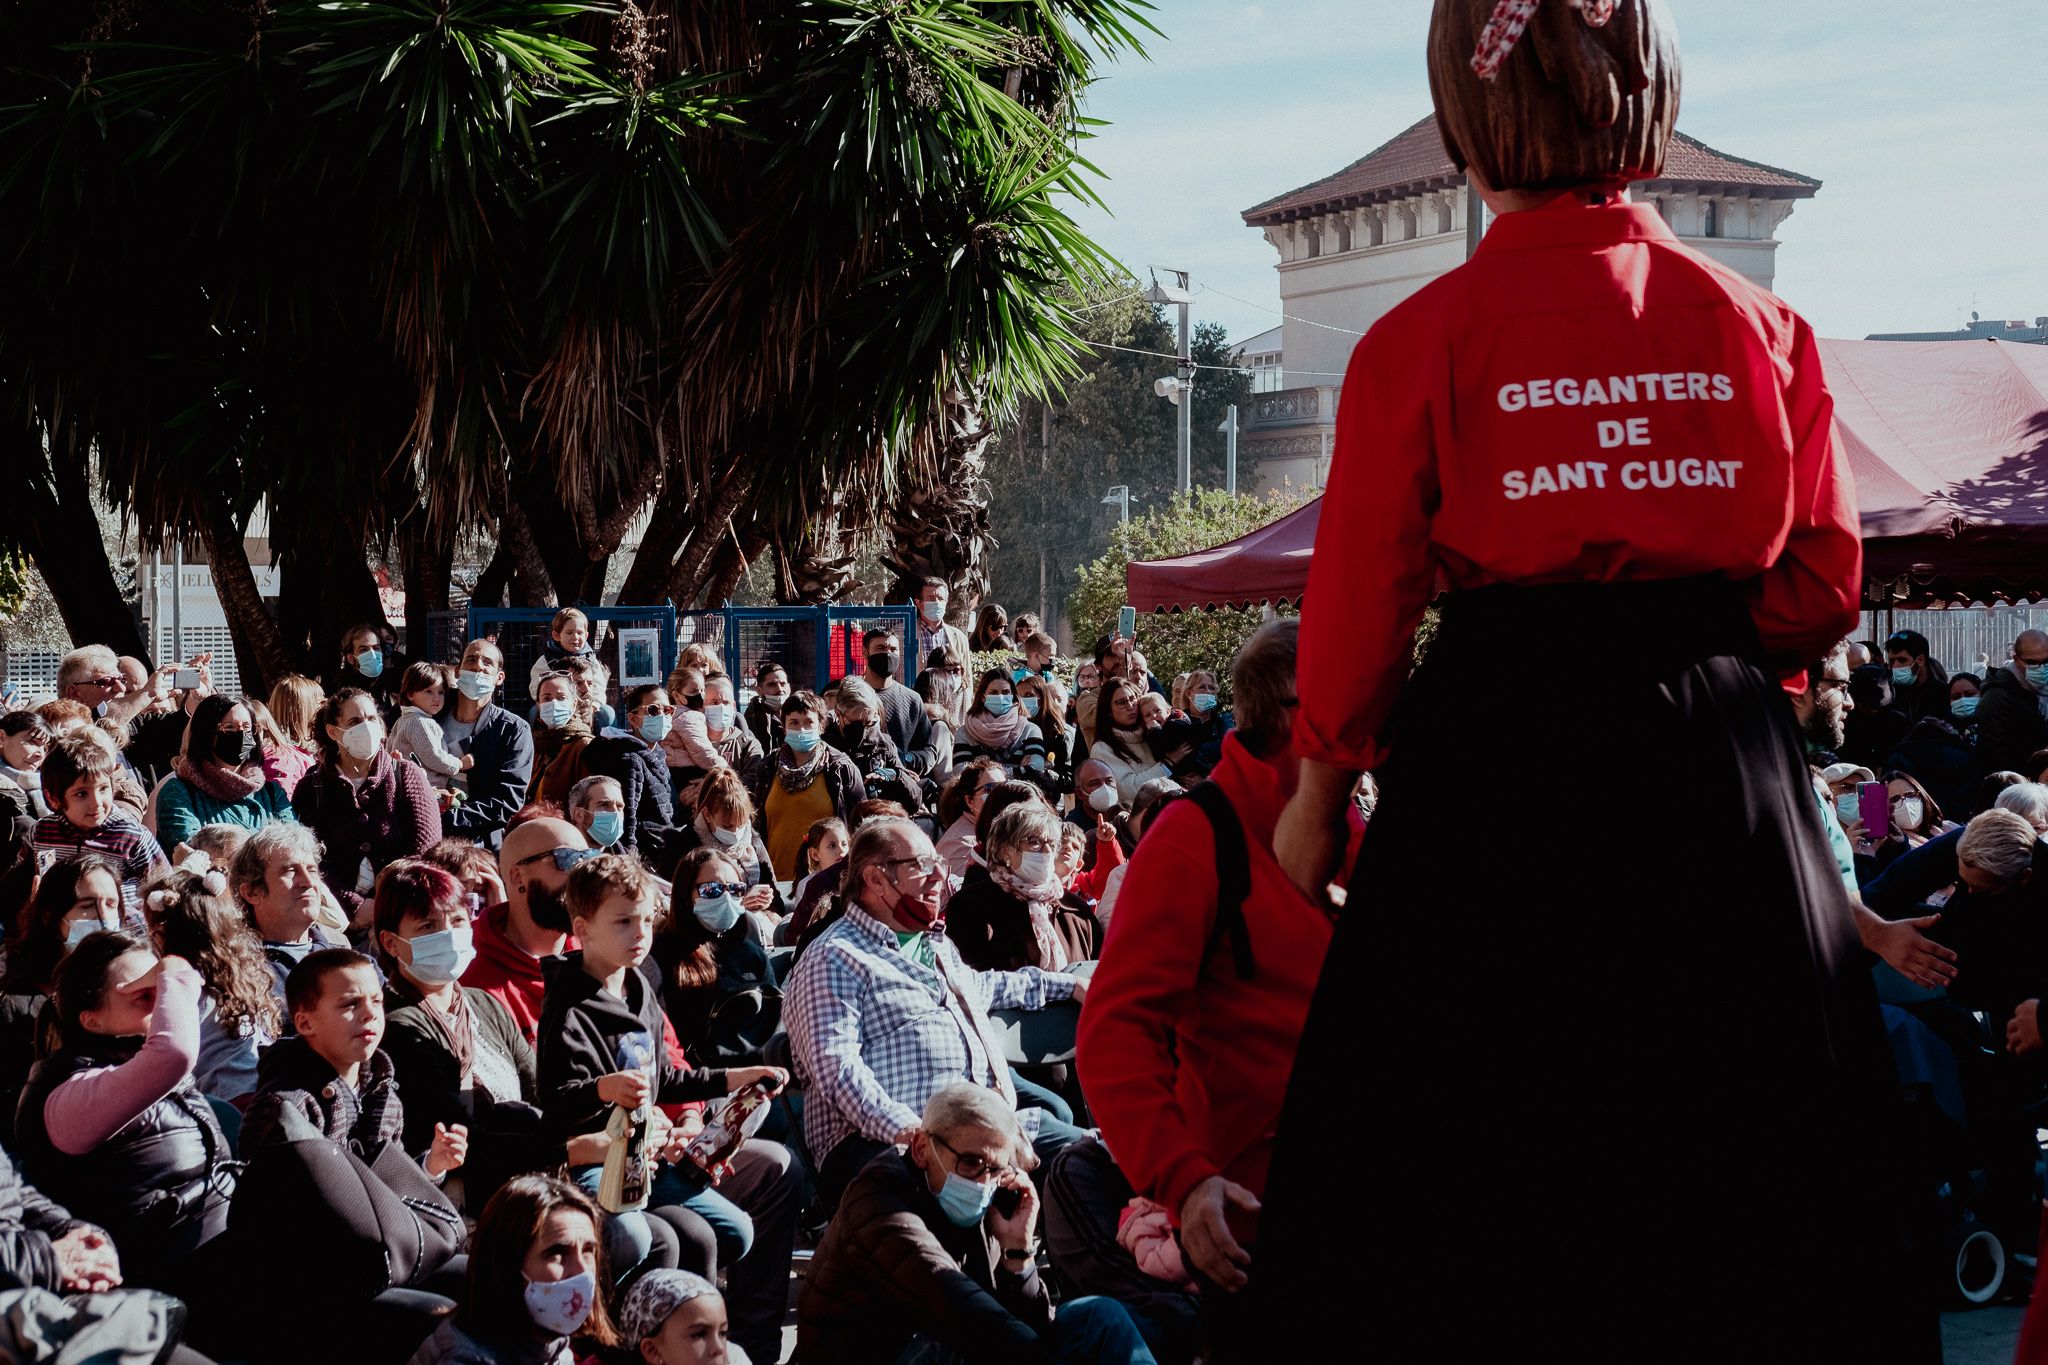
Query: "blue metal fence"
462 605 679 713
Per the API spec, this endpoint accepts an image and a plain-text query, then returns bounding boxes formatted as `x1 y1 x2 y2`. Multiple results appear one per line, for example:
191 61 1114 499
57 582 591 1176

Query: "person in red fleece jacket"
1076 622 1330 1319
1261 5 1928 1362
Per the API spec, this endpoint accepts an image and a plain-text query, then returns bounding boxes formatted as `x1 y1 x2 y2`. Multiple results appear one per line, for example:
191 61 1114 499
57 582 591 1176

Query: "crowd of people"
0 577 1306 1365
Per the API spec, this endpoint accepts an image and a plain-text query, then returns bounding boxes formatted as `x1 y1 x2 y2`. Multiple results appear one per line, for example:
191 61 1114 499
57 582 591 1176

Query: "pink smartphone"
1858 781 1890 840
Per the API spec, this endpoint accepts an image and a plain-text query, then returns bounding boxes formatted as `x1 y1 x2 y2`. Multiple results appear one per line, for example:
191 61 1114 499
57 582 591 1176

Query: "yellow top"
765 775 835 880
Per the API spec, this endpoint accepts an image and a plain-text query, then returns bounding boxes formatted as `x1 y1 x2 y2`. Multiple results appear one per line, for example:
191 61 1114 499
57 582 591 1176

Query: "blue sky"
1065 0 2048 348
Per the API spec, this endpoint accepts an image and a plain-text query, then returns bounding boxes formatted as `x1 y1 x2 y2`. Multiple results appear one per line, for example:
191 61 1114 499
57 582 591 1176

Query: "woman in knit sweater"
154 694 297 850
291 688 442 925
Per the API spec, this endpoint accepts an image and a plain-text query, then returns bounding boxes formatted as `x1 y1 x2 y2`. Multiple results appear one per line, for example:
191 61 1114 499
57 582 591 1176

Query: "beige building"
1237 116 1820 493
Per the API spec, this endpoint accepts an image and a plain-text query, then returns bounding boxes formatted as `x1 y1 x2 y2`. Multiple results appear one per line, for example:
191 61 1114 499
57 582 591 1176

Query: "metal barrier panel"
1861 606 2048 678
724 608 824 702
419 611 471 667
466 605 678 713
827 606 920 686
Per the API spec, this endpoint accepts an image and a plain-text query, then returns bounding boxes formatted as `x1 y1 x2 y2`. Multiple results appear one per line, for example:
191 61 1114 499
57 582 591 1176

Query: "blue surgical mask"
64 918 102 948
935 1168 995 1228
921 600 945 624
588 809 623 847
538 698 574 729
1890 665 1915 688
402 925 476 986
1020 696 1040 719
456 669 495 701
693 892 742 935
2028 663 2048 692
1952 696 1980 719
638 712 673 744
1192 693 1218 714
983 694 1014 717
356 649 385 680
704 703 735 732
785 728 821 753
1011 668 1030 684
1834 791 1860 825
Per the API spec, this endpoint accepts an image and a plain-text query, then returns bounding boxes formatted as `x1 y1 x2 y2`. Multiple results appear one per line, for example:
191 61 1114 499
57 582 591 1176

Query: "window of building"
1700 198 1717 238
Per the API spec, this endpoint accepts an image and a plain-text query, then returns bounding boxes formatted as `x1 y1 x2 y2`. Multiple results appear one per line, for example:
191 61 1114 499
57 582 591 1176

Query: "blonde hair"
550 607 589 638
267 674 325 746
694 767 753 828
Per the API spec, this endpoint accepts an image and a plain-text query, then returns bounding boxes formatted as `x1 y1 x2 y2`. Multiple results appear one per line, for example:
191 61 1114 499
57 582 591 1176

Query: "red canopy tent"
1126 339 2048 612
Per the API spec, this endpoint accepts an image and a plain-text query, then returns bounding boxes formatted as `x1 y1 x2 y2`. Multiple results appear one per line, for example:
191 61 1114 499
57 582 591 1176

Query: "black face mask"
526 880 573 933
868 653 897 676
685 694 705 712
839 721 869 750
215 730 256 767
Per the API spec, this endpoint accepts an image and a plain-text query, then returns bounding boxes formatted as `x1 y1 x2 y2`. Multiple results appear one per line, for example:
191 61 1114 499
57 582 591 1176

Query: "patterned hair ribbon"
1471 0 1616 82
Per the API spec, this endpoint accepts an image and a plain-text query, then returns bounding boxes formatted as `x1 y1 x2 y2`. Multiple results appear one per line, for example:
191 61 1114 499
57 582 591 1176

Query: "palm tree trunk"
617 460 695 605
400 512 454 663
7 444 147 660
667 463 756 608
884 376 995 614
197 493 293 693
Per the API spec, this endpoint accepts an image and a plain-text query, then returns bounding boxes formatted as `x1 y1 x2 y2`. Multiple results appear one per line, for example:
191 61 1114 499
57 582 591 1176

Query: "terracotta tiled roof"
1242 116 1819 224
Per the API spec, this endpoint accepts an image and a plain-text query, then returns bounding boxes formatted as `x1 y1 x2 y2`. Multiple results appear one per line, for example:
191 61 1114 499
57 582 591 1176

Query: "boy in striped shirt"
30 733 166 930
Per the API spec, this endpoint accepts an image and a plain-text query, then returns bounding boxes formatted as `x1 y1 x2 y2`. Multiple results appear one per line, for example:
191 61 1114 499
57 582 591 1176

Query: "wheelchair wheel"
1945 1219 2007 1307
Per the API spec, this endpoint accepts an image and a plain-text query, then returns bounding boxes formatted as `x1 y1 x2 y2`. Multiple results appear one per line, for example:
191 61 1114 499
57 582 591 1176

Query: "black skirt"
1259 576 1934 1363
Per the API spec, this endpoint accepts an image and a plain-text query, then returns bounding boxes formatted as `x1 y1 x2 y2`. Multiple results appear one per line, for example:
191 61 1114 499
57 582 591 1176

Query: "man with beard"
1792 638 1855 767
462 815 596 1043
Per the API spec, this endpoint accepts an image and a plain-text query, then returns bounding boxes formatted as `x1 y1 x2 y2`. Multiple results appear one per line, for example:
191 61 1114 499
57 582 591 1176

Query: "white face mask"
1894 797 1926 831
340 721 383 761
1016 849 1056 884
401 925 475 986
524 1269 597 1337
711 822 752 849
1086 784 1119 813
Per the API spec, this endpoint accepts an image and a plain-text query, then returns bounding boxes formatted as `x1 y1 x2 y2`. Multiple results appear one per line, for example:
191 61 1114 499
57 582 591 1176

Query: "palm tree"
0 0 1151 691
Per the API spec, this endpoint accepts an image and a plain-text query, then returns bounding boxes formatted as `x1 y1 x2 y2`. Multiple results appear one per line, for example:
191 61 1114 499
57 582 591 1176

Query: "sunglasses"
695 881 751 900
516 847 604 873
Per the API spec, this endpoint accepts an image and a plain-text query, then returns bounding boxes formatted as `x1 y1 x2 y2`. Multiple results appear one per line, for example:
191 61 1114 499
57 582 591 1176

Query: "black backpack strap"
1185 782 1256 981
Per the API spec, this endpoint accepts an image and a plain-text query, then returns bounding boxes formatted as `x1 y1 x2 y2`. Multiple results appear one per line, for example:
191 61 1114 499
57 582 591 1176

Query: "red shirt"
1076 734 1336 1216
1293 197 1861 773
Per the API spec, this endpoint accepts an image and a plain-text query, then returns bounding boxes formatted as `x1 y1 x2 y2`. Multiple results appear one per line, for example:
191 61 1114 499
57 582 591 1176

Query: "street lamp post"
1101 485 1131 524
1218 404 1239 494
1144 271 1194 493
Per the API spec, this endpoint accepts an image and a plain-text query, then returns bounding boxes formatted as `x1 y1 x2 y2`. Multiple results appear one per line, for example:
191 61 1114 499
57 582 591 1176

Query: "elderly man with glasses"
799 1081 1157 1365
786 817 1087 1215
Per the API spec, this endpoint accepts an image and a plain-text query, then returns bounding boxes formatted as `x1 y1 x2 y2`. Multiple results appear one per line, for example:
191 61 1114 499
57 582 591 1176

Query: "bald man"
461 816 594 1041
1976 629 2048 781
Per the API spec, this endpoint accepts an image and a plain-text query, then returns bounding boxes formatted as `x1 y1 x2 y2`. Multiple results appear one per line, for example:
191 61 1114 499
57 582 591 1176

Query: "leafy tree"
983 286 1253 639
1066 485 1313 700
0 0 1152 689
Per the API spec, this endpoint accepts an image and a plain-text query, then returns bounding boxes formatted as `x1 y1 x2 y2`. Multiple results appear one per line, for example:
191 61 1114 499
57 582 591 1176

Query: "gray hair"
835 675 881 721
1231 619 1299 746
57 645 119 690
1959 809 2039 885
703 673 735 703
921 1081 1029 1164
984 801 1062 865
566 774 622 818
841 816 924 911
1130 777 1185 840
1996 782 2048 833
232 821 324 904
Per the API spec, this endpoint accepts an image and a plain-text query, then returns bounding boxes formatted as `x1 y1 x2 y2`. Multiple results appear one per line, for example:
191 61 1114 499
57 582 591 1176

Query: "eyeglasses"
695 881 750 900
517 847 603 873
886 855 945 879
931 1133 1014 1183
1813 678 1852 695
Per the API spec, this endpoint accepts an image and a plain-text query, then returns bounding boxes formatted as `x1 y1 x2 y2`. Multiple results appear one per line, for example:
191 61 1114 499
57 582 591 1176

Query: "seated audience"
149 867 281 1107
233 822 349 1003
934 758 1006 881
947 802 1097 974
618 1268 748 1365
293 687 442 926
748 693 865 881
153 694 296 848
442 638 537 851
586 684 687 866
1088 682 1172 807
392 662 474 799
568 774 629 850
531 672 599 810
825 677 924 815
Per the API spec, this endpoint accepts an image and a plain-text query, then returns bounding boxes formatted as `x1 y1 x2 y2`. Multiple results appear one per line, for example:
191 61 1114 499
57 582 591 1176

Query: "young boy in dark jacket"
536 854 798 1364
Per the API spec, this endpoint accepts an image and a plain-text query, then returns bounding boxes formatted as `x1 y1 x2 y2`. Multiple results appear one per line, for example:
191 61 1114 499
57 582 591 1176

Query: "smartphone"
173 667 202 689
1116 605 1136 641
1857 781 1890 840
991 1184 1024 1219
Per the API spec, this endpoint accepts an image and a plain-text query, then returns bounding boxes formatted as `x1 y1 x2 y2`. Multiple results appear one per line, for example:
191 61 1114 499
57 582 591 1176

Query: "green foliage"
983 283 1253 632
0 551 30 622
1066 486 1314 699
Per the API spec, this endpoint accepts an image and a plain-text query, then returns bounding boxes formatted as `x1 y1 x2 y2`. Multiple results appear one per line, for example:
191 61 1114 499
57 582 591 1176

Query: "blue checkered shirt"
786 904 1076 1161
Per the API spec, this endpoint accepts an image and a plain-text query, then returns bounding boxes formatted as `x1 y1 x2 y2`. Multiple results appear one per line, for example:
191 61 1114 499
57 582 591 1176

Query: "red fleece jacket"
1076 734 1336 1220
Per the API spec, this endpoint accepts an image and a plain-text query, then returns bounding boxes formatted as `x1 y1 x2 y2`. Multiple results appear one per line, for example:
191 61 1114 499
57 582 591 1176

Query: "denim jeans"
892 1295 1159 1365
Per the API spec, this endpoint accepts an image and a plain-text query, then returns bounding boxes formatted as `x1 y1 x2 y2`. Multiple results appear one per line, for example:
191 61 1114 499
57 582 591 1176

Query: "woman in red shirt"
1265 4 1927 1360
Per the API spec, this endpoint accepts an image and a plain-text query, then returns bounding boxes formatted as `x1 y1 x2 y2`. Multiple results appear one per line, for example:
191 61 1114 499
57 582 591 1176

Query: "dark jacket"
585 732 684 867
653 915 779 1062
0 1144 88 1293
292 751 444 918
0 992 55 1150
14 1035 234 1288
534 955 726 1144
874 678 939 777
798 1148 1053 1365
943 866 1097 975
1862 828 1963 921
746 747 868 835
1976 665 2047 780
744 698 785 758
825 722 925 815
1841 666 1911 773
242 1036 407 1158
1870 831 2048 1032
1884 717 1978 822
443 703 535 849
383 985 536 1151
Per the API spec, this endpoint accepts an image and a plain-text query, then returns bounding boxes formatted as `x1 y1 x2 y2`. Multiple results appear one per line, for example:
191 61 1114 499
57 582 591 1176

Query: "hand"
597 1070 651 1110
459 753 475 770
892 1125 920 1148
2010 1002 2044 1055
471 865 507 908
1110 637 1134 658
726 1065 788 1096
1274 792 1345 907
425 1122 469 1177
565 1133 611 1166
1070 973 1089 1005
987 1170 1039 1254
740 884 775 913
52 1226 121 1293
1865 913 1959 990
1180 1175 1260 1292
1094 815 1117 844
